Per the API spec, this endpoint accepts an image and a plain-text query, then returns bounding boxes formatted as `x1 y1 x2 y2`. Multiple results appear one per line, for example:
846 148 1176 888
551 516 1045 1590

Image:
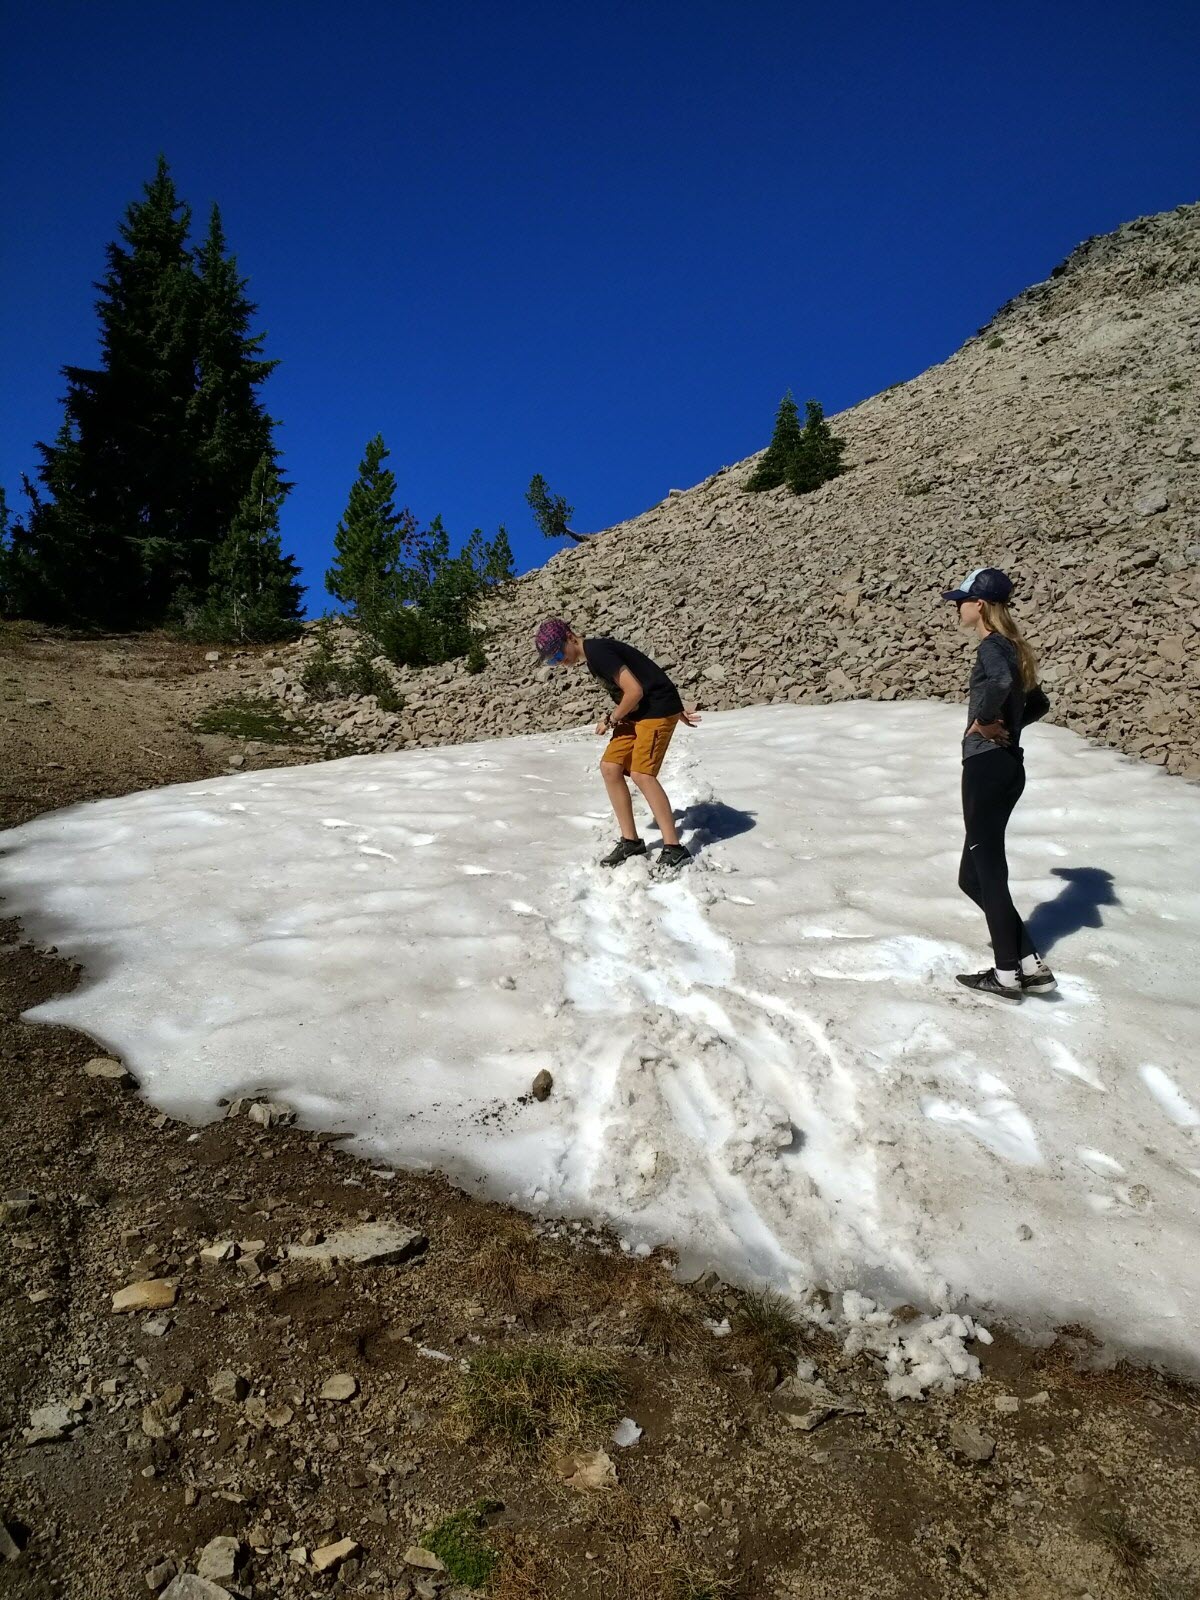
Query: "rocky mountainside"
259 202 1200 774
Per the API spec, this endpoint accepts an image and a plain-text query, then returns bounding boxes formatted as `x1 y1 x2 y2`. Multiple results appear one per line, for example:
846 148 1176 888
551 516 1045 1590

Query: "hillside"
239 202 1200 773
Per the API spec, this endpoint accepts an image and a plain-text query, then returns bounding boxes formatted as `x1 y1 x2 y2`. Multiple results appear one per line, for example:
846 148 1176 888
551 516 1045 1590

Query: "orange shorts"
601 714 680 777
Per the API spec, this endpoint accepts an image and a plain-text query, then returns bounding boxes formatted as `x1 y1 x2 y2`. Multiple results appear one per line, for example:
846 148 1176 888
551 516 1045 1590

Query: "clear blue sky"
3 1 1198 608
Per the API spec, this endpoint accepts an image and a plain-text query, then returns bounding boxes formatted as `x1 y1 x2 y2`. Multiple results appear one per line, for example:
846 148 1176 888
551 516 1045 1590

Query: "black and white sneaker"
600 837 647 868
1019 958 1057 995
654 844 692 875
955 967 1023 1001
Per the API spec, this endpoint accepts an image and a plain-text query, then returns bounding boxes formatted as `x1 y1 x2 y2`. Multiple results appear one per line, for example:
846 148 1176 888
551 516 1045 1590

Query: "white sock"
995 967 1019 987
1019 954 1042 976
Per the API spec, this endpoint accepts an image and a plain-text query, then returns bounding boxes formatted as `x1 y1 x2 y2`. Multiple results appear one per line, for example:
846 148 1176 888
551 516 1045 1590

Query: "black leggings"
959 751 1035 971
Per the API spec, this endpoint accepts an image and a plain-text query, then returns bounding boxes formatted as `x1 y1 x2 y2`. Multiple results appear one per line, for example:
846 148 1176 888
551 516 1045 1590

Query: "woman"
942 566 1055 1000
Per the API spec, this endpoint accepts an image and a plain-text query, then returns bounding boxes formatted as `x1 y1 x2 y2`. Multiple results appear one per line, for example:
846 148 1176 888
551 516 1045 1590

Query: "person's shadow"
1027 867 1119 954
673 800 757 858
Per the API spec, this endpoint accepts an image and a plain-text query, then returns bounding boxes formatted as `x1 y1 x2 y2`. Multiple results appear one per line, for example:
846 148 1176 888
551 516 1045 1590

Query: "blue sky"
3 1 1198 608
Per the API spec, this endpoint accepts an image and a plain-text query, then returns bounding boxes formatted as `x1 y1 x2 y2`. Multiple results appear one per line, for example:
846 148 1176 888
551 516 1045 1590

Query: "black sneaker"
600 837 647 868
655 844 693 875
1019 958 1057 995
955 968 1023 1001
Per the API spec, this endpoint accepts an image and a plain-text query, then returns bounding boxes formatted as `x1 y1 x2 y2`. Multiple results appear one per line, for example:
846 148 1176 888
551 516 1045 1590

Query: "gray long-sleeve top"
963 634 1026 760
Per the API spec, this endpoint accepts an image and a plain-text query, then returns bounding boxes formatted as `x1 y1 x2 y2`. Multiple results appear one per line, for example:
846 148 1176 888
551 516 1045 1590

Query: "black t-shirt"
583 637 683 721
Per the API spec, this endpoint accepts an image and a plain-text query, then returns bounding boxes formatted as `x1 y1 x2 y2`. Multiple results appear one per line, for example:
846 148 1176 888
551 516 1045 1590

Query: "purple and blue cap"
535 617 572 660
942 567 1014 604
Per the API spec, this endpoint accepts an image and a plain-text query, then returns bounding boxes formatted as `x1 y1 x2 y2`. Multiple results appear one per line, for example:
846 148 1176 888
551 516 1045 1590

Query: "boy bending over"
535 618 697 872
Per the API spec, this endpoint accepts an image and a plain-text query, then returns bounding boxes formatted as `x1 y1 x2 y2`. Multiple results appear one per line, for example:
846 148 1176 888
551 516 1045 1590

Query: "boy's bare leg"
630 771 680 847
601 761 639 839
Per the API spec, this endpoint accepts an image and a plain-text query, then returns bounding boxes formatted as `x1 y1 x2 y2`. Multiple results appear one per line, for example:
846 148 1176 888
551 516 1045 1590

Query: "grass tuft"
667 1571 740 1600
424 1498 502 1589
729 1287 804 1379
456 1347 623 1455
194 696 302 743
474 1239 562 1324
627 1292 703 1358
1082 1506 1152 1573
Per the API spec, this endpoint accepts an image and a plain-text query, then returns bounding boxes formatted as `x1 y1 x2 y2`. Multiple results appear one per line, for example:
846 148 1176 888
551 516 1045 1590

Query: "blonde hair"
980 601 1038 689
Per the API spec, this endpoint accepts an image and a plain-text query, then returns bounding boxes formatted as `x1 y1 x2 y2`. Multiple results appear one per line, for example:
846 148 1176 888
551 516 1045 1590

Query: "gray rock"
287 1221 426 1268
319 1373 359 1402
24 1402 76 1444
769 1377 863 1431
531 1069 554 1102
948 1421 996 1462
1133 484 1168 515
196 1535 242 1583
161 1578 232 1599
208 1371 248 1405
246 1099 295 1129
82 1056 131 1082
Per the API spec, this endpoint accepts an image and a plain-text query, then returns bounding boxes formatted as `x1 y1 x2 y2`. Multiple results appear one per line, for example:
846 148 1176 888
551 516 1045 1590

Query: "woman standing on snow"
943 567 1055 1001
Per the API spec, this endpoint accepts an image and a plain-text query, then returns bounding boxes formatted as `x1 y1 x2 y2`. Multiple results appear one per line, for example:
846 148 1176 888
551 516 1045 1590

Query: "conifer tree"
526 474 591 542
745 391 804 492
326 434 415 610
787 400 848 495
12 162 287 629
187 205 281 586
193 456 303 641
484 525 515 585
22 157 198 625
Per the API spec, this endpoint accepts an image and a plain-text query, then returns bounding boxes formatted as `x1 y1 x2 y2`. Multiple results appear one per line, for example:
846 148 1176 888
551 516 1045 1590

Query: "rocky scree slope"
260 202 1200 774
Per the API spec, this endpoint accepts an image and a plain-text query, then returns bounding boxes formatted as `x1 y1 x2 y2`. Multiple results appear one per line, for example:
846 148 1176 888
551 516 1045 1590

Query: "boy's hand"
681 710 702 727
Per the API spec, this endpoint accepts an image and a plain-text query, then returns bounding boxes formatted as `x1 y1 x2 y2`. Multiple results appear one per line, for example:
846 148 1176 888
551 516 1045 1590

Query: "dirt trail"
1 631 1198 1600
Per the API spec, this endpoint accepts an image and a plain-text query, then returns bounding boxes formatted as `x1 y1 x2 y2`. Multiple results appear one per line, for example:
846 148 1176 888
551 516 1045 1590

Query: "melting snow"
2 702 1199 1376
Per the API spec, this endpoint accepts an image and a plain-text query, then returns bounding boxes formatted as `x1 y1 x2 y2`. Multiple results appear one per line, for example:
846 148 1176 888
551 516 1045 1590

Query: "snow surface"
3 702 1199 1374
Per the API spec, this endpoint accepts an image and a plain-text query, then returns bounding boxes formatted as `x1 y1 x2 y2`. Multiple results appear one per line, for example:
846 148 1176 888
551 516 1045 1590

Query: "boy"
535 618 697 871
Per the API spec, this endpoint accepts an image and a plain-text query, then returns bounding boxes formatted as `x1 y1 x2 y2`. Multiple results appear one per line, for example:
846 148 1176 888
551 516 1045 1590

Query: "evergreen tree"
745 391 804 492
187 205 281 589
13 162 285 629
526 474 590 542
786 400 848 495
484 524 515 585
22 157 198 625
192 456 303 642
326 434 416 610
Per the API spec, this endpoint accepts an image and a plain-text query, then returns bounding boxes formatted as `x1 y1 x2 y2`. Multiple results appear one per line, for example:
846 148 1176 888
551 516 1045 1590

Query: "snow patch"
3 703 1200 1374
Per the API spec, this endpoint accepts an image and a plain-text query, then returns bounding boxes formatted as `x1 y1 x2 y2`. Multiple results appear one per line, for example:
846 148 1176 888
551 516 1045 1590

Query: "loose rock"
112 1279 177 1313
948 1422 996 1462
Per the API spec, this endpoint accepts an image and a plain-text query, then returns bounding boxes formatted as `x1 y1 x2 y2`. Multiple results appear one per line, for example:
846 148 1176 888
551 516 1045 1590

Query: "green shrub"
194 697 302 743
424 1500 502 1589
300 640 403 712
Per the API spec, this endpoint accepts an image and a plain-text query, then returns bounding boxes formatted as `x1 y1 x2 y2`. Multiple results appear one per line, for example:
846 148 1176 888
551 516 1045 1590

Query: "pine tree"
326 435 416 610
187 205 281 592
193 456 303 642
22 157 198 625
526 474 591 542
745 391 804 492
786 400 848 495
484 525 515 585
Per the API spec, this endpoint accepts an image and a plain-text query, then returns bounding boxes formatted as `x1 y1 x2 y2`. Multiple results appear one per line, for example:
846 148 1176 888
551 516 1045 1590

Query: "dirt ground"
1 626 1198 1600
